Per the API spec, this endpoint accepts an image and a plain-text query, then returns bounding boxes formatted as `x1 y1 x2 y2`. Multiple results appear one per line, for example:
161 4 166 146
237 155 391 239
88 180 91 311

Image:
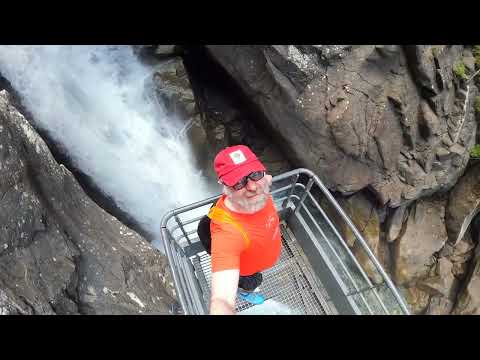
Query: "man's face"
224 174 273 213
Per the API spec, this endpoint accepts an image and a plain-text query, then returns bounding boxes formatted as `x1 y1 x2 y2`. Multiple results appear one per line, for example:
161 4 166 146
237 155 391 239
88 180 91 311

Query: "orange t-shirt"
210 195 282 276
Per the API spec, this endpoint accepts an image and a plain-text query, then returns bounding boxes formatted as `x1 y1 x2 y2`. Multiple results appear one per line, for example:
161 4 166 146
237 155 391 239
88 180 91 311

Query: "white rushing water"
0 45 214 250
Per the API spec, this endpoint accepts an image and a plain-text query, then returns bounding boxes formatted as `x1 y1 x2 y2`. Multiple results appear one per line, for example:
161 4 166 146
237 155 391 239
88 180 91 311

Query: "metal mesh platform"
162 168 410 315
189 222 337 315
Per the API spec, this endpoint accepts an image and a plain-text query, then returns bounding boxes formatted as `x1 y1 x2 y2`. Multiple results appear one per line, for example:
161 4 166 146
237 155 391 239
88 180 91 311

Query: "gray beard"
225 192 268 214
236 194 268 213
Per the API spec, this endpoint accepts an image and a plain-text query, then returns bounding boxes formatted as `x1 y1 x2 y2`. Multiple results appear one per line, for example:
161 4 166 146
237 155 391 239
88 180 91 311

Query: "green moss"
471 144 480 158
453 61 468 80
473 45 480 67
431 46 440 58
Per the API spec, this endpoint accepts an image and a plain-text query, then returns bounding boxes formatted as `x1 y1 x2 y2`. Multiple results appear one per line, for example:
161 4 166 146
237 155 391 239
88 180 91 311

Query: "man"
202 145 282 315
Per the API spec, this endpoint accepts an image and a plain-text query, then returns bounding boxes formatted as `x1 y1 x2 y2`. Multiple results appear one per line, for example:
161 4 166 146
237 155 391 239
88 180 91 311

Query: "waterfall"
0 45 213 250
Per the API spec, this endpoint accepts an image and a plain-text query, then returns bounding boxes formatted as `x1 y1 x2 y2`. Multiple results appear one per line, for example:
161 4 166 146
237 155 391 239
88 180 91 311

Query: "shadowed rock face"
447 167 480 315
195 44 480 314
453 248 480 315
205 45 477 207
445 162 480 245
182 46 292 177
0 90 178 314
152 56 215 180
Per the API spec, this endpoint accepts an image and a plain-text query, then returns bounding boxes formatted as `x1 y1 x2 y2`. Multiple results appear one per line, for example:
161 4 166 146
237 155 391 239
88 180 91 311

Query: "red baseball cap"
214 145 266 186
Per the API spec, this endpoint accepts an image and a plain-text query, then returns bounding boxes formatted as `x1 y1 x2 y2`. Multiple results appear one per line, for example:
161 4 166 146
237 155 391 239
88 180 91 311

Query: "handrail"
160 168 410 315
303 190 390 314
290 168 410 314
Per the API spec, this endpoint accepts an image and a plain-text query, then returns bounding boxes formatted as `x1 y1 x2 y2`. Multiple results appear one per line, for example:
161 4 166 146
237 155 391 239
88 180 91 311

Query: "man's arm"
209 269 240 315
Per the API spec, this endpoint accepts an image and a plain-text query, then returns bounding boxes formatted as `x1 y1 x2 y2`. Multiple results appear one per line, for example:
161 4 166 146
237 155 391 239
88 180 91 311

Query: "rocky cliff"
0 90 178 314
183 45 480 314
2 44 480 315
205 45 477 205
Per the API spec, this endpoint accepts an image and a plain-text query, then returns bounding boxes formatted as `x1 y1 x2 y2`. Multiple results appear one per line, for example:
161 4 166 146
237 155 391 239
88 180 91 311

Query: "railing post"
282 173 300 209
294 177 314 214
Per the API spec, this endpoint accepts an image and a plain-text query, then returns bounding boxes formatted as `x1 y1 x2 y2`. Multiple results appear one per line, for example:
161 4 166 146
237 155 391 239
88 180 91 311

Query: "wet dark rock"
183 46 292 176
0 90 177 314
445 163 480 245
205 45 477 207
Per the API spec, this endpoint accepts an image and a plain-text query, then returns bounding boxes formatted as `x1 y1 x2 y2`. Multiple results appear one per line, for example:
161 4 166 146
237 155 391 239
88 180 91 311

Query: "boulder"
205 45 477 207
0 90 178 314
393 197 448 285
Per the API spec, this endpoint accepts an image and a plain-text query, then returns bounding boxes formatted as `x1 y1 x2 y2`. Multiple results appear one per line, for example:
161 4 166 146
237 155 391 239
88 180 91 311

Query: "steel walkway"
191 222 336 314
160 168 410 315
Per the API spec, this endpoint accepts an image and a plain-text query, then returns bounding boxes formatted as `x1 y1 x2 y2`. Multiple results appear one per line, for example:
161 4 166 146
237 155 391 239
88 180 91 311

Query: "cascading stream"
0 45 215 251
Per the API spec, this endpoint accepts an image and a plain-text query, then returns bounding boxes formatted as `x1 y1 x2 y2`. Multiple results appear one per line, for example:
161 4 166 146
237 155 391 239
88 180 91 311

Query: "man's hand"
209 269 240 315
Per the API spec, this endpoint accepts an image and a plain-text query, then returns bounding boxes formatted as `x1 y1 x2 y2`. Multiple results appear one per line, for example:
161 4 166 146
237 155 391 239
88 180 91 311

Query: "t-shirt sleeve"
210 221 246 273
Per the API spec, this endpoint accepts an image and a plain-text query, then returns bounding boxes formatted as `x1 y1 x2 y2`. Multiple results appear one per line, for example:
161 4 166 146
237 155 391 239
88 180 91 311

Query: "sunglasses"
222 171 266 191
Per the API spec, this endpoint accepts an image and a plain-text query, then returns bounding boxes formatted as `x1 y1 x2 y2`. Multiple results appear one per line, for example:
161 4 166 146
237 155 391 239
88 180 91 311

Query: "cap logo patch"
229 149 247 164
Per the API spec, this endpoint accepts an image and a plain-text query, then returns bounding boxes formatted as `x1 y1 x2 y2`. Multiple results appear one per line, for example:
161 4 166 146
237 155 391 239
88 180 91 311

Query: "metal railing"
160 168 410 315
